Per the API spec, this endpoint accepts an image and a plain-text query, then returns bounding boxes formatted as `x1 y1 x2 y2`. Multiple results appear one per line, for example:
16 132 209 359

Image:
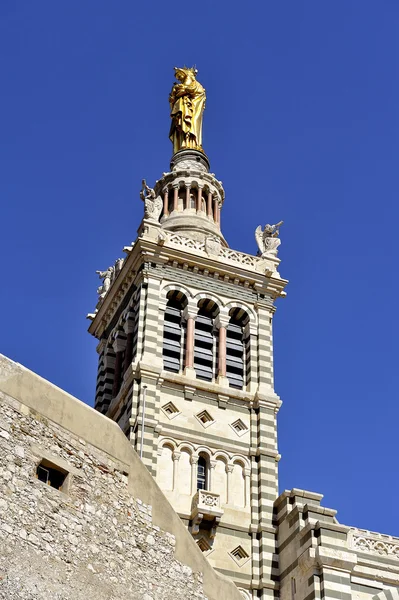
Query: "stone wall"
0 354 242 600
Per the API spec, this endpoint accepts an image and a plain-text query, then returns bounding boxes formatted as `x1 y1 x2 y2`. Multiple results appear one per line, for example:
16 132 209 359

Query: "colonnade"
162 182 221 226
160 445 251 508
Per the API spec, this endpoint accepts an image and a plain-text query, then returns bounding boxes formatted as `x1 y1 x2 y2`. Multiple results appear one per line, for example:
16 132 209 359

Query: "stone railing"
349 528 399 559
166 232 278 273
192 490 221 512
220 247 260 269
168 233 205 251
191 490 223 537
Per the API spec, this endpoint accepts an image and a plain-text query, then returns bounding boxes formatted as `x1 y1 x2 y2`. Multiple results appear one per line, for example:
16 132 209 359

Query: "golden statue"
169 67 206 154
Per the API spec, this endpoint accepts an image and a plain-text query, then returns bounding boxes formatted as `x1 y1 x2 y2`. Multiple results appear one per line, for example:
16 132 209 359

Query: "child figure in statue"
169 67 206 155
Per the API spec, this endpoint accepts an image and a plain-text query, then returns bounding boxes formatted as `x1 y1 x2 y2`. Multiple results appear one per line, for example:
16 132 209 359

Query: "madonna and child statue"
169 66 206 155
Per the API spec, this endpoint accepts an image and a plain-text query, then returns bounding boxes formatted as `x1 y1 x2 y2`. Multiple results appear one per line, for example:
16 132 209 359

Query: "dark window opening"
226 309 250 390
36 460 67 491
163 293 187 373
197 455 208 490
194 308 215 381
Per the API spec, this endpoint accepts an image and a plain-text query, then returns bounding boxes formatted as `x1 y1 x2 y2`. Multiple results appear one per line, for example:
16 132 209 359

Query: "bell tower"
88 67 288 599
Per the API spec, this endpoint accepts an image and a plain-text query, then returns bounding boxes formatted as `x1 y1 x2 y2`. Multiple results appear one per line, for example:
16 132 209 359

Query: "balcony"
191 490 224 538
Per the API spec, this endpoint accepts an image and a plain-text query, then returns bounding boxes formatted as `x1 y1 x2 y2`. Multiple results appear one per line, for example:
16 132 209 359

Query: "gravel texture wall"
0 355 241 600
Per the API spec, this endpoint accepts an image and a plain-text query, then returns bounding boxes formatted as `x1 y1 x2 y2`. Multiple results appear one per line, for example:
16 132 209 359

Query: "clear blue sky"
1 2 398 535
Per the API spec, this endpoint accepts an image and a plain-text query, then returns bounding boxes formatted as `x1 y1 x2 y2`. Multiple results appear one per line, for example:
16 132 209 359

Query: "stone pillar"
123 312 135 374
197 185 204 212
183 305 197 379
172 451 181 491
185 183 191 210
173 184 179 212
244 468 251 508
225 464 234 504
213 197 218 222
190 455 199 495
215 312 229 386
209 460 217 491
207 192 213 217
163 189 169 217
112 334 126 398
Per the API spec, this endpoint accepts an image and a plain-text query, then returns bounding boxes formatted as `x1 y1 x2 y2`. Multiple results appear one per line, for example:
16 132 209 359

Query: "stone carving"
205 236 221 257
96 258 124 301
350 529 399 559
168 233 205 251
192 490 221 511
166 232 277 272
201 492 219 507
255 221 283 258
140 179 163 222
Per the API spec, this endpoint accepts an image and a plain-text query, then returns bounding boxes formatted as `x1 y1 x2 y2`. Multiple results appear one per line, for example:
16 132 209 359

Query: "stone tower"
88 71 288 599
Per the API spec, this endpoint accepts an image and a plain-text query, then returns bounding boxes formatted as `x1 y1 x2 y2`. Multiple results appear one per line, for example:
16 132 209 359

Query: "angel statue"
255 221 284 258
169 66 206 154
96 266 114 299
140 179 163 222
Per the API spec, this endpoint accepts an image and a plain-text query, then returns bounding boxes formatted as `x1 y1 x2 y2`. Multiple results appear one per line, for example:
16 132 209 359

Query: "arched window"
226 308 250 389
163 291 187 373
197 455 208 490
194 300 219 382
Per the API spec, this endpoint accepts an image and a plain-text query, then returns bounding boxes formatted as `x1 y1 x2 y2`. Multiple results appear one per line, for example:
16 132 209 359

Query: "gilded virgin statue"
169 67 206 154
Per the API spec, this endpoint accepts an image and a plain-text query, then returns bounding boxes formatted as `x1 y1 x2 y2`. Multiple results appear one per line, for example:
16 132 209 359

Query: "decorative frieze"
349 528 399 559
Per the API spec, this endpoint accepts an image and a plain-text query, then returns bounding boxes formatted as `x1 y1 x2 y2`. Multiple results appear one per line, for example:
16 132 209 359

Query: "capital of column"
190 455 199 465
214 312 230 330
225 464 234 474
123 317 135 335
172 451 181 462
210 460 217 470
112 334 127 353
183 305 198 321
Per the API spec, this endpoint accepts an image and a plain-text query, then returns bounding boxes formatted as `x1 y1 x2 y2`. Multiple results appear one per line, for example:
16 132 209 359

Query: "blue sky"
1 2 398 535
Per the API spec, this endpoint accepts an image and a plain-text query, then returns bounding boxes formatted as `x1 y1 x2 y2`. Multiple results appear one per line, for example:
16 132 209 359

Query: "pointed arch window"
163 291 187 373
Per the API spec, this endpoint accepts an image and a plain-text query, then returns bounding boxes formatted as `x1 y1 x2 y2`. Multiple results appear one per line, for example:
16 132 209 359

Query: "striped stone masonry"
274 489 399 600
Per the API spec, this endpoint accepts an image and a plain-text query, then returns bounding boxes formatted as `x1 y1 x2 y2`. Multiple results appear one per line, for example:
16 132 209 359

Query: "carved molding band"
349 529 399 559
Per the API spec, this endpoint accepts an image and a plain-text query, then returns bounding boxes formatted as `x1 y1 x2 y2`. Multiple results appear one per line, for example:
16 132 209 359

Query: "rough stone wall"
0 355 242 600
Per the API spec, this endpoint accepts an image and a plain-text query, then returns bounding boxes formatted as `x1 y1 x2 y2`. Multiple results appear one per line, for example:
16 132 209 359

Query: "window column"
190 455 199 495
185 183 191 210
207 191 213 218
197 184 204 212
112 333 126 398
163 188 169 217
183 304 197 379
172 451 181 491
172 184 179 212
215 312 229 386
226 463 234 504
